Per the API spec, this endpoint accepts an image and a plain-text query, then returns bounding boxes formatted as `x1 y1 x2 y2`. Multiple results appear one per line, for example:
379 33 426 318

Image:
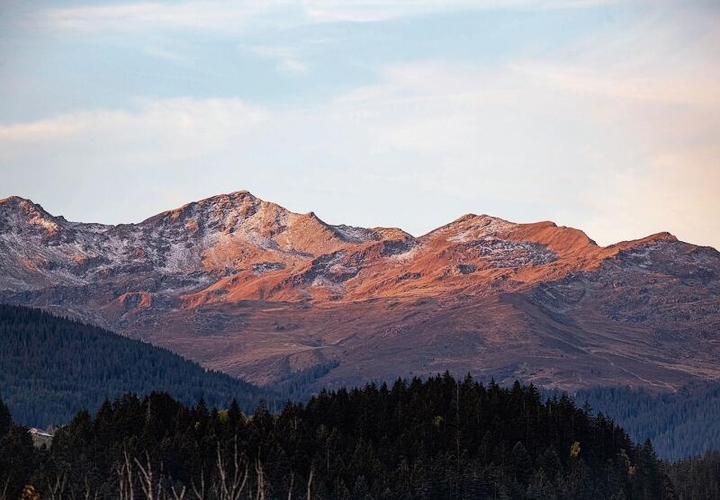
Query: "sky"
0 0 718 249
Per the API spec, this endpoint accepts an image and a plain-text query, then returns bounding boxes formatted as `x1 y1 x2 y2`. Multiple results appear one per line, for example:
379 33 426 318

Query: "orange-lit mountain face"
1 191 719 392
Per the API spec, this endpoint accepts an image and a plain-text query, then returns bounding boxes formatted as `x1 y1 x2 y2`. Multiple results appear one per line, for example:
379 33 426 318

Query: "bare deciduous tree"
45 472 67 500
135 453 166 500
82 475 97 500
116 450 135 500
214 440 249 500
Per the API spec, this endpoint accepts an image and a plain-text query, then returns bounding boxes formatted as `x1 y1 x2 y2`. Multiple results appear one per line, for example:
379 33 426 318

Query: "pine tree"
0 397 11 438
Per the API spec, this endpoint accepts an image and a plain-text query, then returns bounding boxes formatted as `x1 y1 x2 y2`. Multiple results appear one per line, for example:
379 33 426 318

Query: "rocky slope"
1 191 718 392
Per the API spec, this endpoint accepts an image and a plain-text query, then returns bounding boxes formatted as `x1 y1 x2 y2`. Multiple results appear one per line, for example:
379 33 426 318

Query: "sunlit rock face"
1 191 719 392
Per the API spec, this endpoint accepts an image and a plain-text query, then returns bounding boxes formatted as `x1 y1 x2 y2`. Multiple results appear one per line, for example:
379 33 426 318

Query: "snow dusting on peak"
144 190 269 227
441 214 515 243
0 196 62 235
0 196 51 217
331 224 382 243
0 195 25 205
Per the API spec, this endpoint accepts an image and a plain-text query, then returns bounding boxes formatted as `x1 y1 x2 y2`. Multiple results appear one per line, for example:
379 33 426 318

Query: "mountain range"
1 191 718 393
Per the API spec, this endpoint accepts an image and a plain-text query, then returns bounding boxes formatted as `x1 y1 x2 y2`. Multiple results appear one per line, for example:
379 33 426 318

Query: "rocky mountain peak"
628 232 678 245
0 196 61 236
0 195 51 217
422 213 514 242
142 190 274 228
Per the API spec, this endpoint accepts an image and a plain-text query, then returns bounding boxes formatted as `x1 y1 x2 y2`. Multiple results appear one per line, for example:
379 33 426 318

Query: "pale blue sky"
1 1 718 248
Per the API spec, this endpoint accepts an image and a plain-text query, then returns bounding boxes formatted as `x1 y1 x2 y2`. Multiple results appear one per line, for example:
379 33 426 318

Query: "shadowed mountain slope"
0 304 274 427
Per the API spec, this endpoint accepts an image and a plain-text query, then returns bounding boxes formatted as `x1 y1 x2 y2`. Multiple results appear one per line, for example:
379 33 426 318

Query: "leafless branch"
306 466 314 500
170 483 187 500
287 471 294 500
47 473 67 500
191 471 205 500
254 459 265 500
0 478 9 500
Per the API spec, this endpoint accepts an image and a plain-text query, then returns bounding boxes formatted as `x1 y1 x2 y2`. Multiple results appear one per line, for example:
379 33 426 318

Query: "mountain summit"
1 191 718 392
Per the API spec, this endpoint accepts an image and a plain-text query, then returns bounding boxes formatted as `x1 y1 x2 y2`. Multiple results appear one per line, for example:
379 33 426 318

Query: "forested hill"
573 383 720 461
0 376 672 500
0 304 274 426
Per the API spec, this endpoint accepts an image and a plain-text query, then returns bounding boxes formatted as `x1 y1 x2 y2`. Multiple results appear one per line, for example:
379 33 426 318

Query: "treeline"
572 383 720 460
5 302 720 466
0 304 278 427
271 360 341 401
0 375 672 499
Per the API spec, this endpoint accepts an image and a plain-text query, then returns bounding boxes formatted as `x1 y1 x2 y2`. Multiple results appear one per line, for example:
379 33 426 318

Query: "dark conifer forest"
668 451 720 499
0 304 274 426
1 305 718 498
1 377 673 499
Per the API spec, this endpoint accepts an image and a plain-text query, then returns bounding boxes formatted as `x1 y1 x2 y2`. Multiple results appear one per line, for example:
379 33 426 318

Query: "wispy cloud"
39 2 280 33
511 61 720 107
0 97 268 157
38 0 625 33
508 4 720 108
276 59 309 75
242 45 309 75
141 46 188 64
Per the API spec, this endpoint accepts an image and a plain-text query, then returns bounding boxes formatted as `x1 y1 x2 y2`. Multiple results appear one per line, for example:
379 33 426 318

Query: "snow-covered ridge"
0 191 401 292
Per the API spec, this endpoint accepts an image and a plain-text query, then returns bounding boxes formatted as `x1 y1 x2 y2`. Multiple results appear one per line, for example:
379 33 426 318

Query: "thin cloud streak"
511 62 720 107
242 45 309 75
38 0 626 33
